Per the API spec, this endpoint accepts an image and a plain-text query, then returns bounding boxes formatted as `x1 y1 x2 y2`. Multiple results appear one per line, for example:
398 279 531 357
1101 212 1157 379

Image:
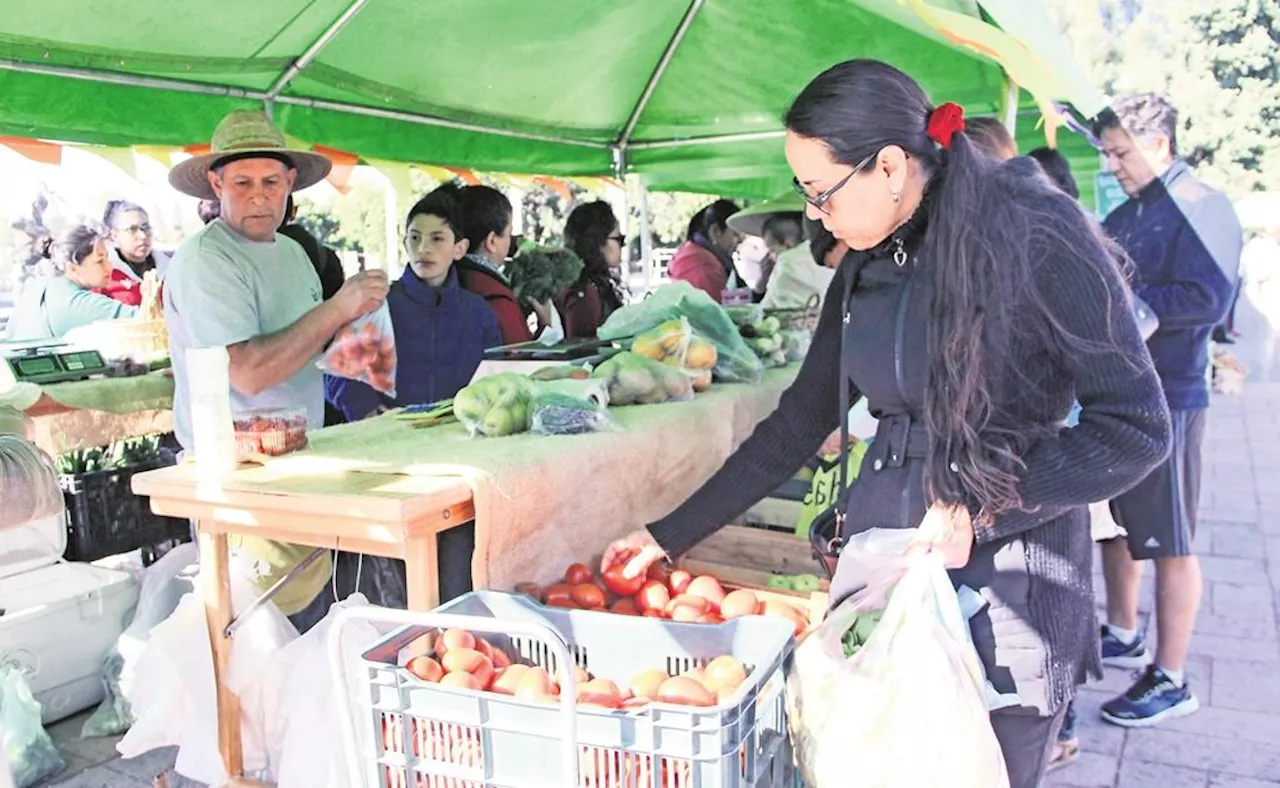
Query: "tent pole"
615 0 706 151
638 179 654 295
265 0 372 100
1000 72 1019 138
0 58 264 99
628 129 786 151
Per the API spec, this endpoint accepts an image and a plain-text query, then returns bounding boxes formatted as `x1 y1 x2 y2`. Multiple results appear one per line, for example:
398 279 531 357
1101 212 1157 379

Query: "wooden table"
132 461 474 787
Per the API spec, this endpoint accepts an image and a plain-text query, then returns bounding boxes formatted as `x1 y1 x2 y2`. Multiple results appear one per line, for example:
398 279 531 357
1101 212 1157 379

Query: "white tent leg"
638 182 654 294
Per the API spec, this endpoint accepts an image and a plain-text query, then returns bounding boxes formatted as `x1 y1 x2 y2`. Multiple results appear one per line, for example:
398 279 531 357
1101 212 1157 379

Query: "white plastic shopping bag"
787 530 1010 788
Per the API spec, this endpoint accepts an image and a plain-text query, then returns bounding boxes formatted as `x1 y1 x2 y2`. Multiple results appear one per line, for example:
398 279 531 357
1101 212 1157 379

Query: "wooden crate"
678 524 829 626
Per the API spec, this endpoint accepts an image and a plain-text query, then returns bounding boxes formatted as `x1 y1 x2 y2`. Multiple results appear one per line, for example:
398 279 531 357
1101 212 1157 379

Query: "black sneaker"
1101 665 1200 728
1100 626 1151 669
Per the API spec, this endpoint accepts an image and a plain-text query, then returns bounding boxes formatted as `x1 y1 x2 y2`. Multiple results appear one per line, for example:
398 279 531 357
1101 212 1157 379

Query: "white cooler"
0 511 140 724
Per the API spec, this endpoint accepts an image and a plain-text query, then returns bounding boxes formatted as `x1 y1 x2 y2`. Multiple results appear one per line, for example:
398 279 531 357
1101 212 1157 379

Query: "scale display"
0 346 109 386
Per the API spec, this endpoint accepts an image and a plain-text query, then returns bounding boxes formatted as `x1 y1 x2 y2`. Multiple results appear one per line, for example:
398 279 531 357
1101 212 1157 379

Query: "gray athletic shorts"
1110 409 1206 560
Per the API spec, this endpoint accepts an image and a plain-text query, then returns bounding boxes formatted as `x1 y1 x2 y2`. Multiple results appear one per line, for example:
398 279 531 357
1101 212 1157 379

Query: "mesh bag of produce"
528 378 617 436
0 434 63 533
786 530 1009 788
598 282 763 384
320 303 398 397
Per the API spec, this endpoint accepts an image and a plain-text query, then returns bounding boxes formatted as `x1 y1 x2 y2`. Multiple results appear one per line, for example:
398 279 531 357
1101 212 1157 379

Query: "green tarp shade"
0 0 1101 198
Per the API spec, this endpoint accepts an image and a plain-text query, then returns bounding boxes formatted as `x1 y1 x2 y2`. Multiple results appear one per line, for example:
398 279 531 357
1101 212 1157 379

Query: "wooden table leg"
404 533 441 612
198 523 245 784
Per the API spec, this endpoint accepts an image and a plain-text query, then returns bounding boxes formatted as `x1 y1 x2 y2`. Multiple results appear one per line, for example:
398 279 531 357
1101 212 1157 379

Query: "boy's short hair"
406 186 465 238
1093 93 1179 156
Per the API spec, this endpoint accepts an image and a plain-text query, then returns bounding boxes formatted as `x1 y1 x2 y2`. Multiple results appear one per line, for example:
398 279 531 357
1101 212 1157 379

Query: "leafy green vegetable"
506 244 585 305
55 436 162 475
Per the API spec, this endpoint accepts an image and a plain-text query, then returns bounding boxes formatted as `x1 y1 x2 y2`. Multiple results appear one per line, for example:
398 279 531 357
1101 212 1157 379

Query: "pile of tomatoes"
515 559 809 637
398 626 753 711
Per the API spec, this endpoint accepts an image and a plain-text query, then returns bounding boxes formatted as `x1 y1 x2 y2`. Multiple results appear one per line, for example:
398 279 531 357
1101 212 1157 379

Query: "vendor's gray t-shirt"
164 219 323 450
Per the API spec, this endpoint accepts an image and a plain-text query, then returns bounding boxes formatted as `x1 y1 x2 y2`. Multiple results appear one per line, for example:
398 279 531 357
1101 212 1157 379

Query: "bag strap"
832 260 861 533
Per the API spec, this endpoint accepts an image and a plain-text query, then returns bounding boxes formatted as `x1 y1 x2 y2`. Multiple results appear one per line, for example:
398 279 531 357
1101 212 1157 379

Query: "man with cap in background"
163 109 389 629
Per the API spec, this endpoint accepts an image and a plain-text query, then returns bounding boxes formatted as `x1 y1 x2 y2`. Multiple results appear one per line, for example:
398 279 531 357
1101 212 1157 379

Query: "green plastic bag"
795 441 869 538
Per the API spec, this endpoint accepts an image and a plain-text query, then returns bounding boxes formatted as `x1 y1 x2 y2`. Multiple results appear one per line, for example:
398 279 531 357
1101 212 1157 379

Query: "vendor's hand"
334 270 390 322
905 502 975 569
601 529 667 580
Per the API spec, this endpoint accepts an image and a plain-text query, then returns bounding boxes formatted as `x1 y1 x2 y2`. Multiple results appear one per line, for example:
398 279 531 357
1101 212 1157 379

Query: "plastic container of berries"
233 407 309 458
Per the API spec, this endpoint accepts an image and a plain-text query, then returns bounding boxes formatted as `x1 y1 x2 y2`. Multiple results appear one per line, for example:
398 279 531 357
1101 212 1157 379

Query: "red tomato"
577 678 624 708
656 676 717 707
610 597 641 616
668 604 704 623
543 583 574 605
685 576 726 613
441 648 495 689
440 671 483 691
634 580 671 613
489 664 530 696
642 609 665 618
547 597 579 609
513 582 542 599
627 668 670 700
564 563 594 585
571 583 607 609
761 599 809 636
646 562 673 584
668 570 693 595
601 562 646 597
720 589 761 620
405 656 443 683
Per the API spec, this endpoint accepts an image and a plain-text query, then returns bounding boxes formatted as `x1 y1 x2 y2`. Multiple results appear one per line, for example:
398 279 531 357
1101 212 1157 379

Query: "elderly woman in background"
100 200 171 306
5 224 136 340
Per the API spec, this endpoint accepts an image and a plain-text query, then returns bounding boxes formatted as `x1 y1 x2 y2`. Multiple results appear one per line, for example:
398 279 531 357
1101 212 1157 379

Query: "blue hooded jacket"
326 266 501 421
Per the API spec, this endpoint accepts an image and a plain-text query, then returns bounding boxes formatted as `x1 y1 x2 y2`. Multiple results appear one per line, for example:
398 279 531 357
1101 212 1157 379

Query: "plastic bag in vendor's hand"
590 351 695 406
320 303 397 396
0 666 65 788
598 281 764 384
453 373 535 437
787 538 1009 788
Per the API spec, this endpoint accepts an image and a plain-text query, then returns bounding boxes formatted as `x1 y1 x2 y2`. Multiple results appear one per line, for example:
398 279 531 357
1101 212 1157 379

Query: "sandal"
1046 737 1080 773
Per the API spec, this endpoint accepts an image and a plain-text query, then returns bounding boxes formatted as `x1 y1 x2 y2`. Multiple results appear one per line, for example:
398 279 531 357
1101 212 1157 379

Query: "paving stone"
1045 751 1121 787
1213 583 1279 617
1212 526 1268 559
1188 633 1280 664
99 747 178 782
1210 659 1280 713
1199 556 1271 586
41 763 148 788
1124 728 1280 782
1208 775 1280 787
1196 610 1278 641
1116 759 1210 788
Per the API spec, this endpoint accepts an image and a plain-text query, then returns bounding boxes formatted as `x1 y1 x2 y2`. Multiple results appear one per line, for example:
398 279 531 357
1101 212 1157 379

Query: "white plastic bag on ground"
82 543 199 738
116 570 297 785
788 536 1009 788
0 666 65 788
273 594 379 788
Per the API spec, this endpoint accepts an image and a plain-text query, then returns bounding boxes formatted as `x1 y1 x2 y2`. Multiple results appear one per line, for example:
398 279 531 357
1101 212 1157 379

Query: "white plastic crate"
329 591 797 788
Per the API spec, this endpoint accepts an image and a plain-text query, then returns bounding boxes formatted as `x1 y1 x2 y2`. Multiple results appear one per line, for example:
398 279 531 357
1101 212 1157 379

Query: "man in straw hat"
163 110 389 627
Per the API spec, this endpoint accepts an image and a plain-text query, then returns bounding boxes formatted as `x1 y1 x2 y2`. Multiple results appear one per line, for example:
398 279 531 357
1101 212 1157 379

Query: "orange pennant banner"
444 166 482 186
0 137 62 165
313 144 359 194
533 175 573 202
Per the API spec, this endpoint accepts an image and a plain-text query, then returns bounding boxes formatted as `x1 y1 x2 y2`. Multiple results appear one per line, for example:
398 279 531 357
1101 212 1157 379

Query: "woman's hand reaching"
600 528 668 580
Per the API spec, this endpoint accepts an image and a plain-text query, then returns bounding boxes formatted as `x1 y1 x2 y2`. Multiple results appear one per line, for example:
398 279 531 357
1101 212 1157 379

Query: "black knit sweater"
648 159 1171 712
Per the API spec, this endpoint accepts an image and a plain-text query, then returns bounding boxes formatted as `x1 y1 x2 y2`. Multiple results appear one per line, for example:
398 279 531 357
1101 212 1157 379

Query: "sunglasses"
792 152 877 214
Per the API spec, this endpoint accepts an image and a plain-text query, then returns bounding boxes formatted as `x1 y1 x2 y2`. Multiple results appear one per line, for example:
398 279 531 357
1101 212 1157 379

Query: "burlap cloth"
26 372 175 454
304 367 799 590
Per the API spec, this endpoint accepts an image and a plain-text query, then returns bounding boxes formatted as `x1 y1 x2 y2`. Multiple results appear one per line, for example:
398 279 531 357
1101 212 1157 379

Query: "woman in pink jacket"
665 199 743 301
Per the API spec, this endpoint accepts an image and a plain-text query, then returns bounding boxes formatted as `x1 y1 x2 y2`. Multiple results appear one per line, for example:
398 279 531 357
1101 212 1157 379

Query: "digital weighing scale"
0 339 109 386
482 337 618 363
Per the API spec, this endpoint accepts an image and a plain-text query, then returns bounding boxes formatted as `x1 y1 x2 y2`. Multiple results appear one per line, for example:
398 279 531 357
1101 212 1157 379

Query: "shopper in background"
100 200 172 307
754 212 804 301
196 199 221 225
6 224 137 340
1090 92 1239 729
278 195 345 302
560 200 627 338
965 116 1019 161
666 199 743 301
1028 147 1081 201
604 59 1170 787
453 184 539 344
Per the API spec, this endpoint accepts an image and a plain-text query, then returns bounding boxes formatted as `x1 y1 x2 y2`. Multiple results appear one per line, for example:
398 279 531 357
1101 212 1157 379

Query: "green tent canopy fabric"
0 0 1102 198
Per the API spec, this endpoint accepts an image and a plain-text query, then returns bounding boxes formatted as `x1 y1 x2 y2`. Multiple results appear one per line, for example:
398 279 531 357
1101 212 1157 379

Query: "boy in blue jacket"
327 187 502 421
1090 93 1240 730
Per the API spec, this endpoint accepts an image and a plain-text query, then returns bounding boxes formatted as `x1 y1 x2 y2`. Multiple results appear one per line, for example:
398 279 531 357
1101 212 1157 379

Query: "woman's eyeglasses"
792 152 876 214
608 233 626 246
116 223 152 236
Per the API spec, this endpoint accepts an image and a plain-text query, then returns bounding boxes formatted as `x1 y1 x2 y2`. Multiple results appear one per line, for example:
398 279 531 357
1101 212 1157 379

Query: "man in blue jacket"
1093 93 1241 728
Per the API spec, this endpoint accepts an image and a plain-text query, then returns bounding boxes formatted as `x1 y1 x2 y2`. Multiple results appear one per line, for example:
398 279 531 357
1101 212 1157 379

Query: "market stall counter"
23 370 174 456
131 365 798 784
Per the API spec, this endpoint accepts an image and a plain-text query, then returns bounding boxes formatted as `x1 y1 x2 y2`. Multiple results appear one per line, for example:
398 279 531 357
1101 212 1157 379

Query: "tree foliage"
1045 0 1280 196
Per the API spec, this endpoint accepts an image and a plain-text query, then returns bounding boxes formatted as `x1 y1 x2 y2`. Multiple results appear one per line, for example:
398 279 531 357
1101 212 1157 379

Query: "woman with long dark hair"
560 200 626 338
603 60 1170 786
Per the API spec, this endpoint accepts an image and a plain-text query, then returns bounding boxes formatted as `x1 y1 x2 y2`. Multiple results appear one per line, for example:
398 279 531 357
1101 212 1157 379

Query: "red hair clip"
927 102 966 150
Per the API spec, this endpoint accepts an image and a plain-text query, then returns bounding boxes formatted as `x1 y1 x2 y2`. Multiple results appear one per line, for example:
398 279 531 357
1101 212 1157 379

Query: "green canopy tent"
0 0 1104 201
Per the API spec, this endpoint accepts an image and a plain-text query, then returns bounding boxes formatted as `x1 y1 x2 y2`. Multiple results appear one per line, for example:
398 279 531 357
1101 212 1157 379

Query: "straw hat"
168 110 332 200
726 190 806 238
